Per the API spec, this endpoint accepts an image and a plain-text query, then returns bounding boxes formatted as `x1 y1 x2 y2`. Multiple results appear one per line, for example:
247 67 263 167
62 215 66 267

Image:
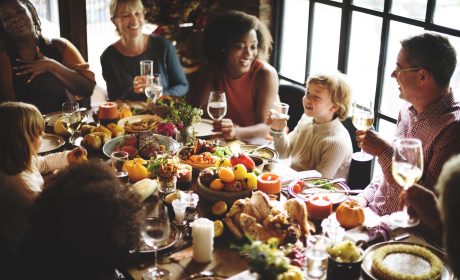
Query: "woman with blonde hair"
0 102 86 255
101 0 188 100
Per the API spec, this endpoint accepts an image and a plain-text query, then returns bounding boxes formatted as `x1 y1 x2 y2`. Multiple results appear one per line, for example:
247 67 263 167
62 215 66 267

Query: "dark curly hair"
401 32 457 87
202 10 272 64
0 0 42 48
18 162 142 279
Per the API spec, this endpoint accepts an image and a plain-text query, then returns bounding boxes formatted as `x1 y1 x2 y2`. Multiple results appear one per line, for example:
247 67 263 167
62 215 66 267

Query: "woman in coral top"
189 10 279 141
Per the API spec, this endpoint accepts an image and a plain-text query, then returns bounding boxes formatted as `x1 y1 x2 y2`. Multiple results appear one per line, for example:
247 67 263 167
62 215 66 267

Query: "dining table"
41 105 449 280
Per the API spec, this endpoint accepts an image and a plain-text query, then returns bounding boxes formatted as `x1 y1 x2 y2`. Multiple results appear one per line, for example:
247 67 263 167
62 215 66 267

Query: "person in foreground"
188 10 279 141
400 154 460 277
269 72 353 179
0 0 95 113
17 162 141 280
101 0 188 101
0 102 86 255
355 32 460 215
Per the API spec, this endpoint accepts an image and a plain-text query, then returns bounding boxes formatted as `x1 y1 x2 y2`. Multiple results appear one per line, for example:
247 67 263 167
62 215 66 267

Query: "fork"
305 177 346 188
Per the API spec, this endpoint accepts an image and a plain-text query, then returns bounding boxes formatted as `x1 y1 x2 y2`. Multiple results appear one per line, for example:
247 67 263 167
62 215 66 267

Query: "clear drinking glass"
351 101 374 161
140 60 153 77
305 235 329 280
61 102 82 138
145 73 163 104
270 102 289 135
110 151 128 179
141 203 171 280
207 90 227 144
388 138 423 228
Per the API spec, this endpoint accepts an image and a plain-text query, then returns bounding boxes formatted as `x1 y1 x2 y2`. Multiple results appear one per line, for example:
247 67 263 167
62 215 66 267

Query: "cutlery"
305 177 346 188
305 189 363 194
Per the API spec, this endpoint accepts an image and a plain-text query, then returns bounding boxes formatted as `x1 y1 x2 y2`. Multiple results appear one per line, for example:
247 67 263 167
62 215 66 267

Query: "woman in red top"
189 10 279 141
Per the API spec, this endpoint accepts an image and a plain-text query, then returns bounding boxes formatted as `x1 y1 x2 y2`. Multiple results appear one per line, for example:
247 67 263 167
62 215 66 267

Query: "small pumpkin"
336 199 365 228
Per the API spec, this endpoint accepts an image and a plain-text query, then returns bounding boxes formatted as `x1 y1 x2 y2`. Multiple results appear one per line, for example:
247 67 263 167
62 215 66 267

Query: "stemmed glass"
351 101 374 161
141 202 171 280
388 138 423 228
207 90 227 144
61 102 82 139
145 73 163 106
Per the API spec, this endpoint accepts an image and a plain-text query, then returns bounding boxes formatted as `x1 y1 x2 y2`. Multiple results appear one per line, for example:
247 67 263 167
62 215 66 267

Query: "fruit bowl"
197 177 252 203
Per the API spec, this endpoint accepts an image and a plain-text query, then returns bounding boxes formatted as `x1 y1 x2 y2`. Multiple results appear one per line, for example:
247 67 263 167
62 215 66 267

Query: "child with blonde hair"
0 102 86 254
269 72 353 179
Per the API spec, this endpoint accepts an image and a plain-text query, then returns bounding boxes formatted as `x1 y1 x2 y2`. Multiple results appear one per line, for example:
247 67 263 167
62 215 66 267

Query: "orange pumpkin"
336 199 365 228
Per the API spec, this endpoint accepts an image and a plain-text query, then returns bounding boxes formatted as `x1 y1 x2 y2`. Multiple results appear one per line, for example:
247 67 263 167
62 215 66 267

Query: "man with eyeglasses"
355 32 460 222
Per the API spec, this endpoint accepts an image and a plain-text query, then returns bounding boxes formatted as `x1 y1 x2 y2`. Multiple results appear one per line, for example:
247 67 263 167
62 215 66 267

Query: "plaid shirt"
362 91 460 215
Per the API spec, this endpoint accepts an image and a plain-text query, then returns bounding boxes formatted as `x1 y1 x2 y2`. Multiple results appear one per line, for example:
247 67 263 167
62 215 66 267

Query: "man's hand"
356 129 391 156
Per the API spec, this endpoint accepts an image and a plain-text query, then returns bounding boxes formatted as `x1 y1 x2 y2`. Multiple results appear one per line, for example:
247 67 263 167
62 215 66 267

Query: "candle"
192 218 214 263
172 199 186 224
257 173 281 194
177 163 193 190
98 102 120 125
307 194 333 220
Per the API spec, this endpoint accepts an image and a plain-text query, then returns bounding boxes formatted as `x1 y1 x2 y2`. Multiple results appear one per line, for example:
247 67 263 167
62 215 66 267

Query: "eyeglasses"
393 67 422 75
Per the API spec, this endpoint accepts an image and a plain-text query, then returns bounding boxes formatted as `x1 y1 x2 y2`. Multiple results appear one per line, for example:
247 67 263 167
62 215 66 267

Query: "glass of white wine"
145 73 163 106
61 102 82 138
388 138 423 228
351 101 374 161
141 202 171 280
207 90 227 144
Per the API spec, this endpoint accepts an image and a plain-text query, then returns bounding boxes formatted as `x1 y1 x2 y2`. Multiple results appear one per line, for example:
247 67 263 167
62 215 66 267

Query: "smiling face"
303 83 338 124
0 0 35 40
111 2 145 38
391 48 422 103
225 29 259 78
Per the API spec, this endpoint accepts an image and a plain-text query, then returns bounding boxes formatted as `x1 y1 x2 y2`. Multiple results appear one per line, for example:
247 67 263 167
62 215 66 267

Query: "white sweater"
274 115 352 179
0 151 69 255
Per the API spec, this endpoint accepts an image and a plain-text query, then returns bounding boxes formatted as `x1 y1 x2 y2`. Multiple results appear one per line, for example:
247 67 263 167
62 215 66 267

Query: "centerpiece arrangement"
147 155 180 194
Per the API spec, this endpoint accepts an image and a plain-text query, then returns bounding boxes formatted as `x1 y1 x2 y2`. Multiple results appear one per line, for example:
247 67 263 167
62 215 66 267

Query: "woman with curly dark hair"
17 162 141 280
0 0 95 113
188 10 279 141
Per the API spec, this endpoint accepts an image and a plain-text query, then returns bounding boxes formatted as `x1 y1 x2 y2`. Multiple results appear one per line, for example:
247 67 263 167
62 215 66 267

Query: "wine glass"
145 73 163 105
388 138 423 228
207 90 227 144
141 202 171 280
351 101 374 161
61 102 82 139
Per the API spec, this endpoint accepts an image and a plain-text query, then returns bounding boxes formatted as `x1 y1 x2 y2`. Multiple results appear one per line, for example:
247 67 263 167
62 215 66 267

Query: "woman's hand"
213 118 237 140
13 48 58 83
67 146 88 165
133 75 148 94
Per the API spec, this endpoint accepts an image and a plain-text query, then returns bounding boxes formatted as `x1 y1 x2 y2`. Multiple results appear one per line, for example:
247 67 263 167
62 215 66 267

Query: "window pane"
31 0 60 37
377 118 397 143
380 22 423 119
434 0 460 30
310 4 341 74
347 12 382 105
279 0 309 83
352 0 384 11
445 35 460 99
391 0 427 21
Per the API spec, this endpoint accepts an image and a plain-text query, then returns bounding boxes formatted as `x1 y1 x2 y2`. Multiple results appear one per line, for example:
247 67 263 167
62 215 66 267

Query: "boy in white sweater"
269 73 353 179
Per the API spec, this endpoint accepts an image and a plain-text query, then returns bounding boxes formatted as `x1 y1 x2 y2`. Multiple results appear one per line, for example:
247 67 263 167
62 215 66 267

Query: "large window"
278 0 460 140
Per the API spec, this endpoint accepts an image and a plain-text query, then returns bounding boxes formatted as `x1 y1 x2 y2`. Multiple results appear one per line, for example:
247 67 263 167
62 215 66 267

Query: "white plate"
193 119 220 138
118 114 162 133
114 100 148 115
38 134 66 154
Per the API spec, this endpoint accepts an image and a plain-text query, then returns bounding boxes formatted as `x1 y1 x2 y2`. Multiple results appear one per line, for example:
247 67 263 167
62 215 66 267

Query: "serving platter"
38 134 66 154
239 144 279 161
118 114 162 133
114 100 148 115
361 241 454 280
288 177 351 205
193 119 220 138
197 177 252 203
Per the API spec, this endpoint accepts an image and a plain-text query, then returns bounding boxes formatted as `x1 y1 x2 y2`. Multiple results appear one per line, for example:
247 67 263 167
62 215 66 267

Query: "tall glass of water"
305 235 329 280
270 102 289 136
388 138 423 228
207 90 227 144
141 203 171 280
145 73 163 105
61 102 82 138
351 101 374 161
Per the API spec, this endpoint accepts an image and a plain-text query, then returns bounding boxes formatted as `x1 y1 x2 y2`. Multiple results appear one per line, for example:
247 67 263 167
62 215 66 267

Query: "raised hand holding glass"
352 101 374 161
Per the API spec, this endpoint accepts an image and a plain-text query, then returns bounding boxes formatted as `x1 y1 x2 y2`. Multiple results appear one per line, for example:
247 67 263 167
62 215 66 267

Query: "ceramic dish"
118 114 162 133
103 133 180 159
136 223 181 253
361 241 454 280
44 111 88 128
38 134 66 154
288 177 351 205
193 119 221 138
114 100 148 115
239 144 279 161
197 177 252 203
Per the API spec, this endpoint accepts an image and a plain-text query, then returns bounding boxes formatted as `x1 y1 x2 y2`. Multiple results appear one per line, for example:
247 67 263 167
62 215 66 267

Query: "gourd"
335 199 365 228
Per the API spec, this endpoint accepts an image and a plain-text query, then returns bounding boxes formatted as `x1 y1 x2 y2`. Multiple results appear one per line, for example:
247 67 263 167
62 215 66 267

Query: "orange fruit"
218 167 235 183
124 159 149 183
210 178 225 191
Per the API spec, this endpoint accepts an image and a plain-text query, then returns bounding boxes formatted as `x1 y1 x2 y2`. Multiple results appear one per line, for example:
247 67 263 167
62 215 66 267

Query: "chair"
278 83 306 132
341 117 373 189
